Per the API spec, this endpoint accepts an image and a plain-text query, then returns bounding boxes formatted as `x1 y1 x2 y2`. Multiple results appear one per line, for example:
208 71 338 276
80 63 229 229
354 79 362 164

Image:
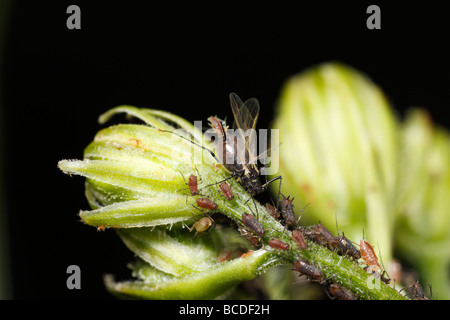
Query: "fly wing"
254 141 282 161
229 93 260 166
229 93 259 131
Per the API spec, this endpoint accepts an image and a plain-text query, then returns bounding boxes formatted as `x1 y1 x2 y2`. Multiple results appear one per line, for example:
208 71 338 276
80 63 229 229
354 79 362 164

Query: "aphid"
196 198 218 211
219 181 234 200
241 213 265 237
188 174 199 195
218 249 232 263
280 194 296 228
406 281 430 300
332 213 360 260
188 216 214 235
328 284 357 300
359 239 381 273
238 226 261 246
179 168 201 196
306 223 338 249
292 229 308 250
208 116 227 137
293 259 325 284
336 235 361 261
268 238 289 251
265 202 280 219
208 116 228 161
97 225 106 232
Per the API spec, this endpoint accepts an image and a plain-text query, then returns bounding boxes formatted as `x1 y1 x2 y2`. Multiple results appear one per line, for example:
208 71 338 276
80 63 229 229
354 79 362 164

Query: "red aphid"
188 174 199 195
196 198 218 211
219 181 234 200
359 239 381 273
208 116 228 163
208 116 227 136
268 238 289 251
292 229 308 250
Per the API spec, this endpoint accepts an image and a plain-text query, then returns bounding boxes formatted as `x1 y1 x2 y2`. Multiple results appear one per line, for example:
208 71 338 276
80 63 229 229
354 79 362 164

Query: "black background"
2 2 449 299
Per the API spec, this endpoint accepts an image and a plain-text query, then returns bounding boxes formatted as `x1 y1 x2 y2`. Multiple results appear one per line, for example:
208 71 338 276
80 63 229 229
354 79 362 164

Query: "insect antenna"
177 171 190 201
295 202 311 225
335 211 340 236
159 129 221 163
262 175 282 207
376 241 392 284
198 174 235 192
244 197 262 223
428 283 433 300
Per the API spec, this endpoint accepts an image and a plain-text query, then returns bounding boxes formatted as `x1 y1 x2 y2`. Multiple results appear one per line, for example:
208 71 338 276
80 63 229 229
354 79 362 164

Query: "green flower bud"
59 106 227 228
59 101 407 300
271 63 398 264
104 227 279 299
58 106 282 299
395 108 450 298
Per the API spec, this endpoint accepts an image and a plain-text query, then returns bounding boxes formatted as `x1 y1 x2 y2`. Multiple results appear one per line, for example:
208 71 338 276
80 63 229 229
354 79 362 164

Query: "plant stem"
213 175 407 300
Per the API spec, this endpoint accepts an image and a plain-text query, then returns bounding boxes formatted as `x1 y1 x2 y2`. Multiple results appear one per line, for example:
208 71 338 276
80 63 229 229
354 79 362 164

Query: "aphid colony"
174 93 425 300
180 161 431 299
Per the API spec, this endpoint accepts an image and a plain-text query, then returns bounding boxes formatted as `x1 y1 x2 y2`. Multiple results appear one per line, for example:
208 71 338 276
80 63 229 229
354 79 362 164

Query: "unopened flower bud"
271 63 397 264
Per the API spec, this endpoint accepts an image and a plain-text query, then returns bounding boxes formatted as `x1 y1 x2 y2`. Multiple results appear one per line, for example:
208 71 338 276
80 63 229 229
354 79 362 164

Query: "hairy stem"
213 177 406 299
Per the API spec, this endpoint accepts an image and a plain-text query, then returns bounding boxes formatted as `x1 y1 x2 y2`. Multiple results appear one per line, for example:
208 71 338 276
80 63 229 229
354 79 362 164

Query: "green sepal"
104 248 279 300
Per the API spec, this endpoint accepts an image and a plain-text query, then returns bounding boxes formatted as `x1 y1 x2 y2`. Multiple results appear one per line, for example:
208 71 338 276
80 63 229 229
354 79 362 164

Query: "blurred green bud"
271 63 398 264
395 109 450 298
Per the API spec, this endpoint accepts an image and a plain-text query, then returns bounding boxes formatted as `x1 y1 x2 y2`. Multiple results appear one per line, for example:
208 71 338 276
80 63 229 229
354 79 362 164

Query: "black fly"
208 93 282 197
160 93 282 203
